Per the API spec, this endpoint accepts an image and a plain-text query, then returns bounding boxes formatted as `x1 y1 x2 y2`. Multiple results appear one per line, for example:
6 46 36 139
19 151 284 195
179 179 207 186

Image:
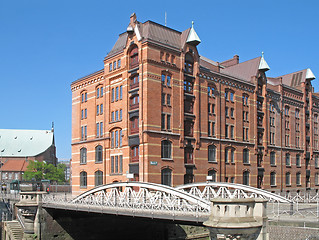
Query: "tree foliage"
23 160 66 183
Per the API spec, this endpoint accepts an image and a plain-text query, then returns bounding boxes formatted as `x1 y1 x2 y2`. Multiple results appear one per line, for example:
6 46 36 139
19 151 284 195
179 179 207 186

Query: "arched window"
161 140 171 159
95 170 103 186
296 172 301 186
285 153 290 166
110 129 123 148
95 145 103 163
270 172 276 186
208 145 216 162
80 148 87 164
286 172 291 186
270 152 276 166
161 168 172 186
80 171 87 188
184 53 194 74
208 169 217 182
130 46 138 68
243 149 249 164
208 85 216 97
81 91 87 103
243 171 249 185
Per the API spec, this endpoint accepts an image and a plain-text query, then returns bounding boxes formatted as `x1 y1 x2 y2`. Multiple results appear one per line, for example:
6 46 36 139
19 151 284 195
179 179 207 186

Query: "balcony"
130 82 139 90
130 103 139 111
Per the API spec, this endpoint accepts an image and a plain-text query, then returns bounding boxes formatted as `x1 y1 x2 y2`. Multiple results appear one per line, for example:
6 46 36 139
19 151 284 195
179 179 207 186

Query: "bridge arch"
72 181 211 212
176 182 291 203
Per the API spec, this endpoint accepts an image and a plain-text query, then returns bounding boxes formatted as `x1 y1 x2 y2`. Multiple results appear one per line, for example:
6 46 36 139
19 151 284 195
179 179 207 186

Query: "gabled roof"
220 57 261 81
106 17 197 58
1 159 28 172
279 68 316 87
0 129 54 157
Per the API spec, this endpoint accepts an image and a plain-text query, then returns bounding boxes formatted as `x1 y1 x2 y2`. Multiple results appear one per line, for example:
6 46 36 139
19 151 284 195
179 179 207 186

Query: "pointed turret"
258 52 270 72
186 21 201 46
306 68 316 80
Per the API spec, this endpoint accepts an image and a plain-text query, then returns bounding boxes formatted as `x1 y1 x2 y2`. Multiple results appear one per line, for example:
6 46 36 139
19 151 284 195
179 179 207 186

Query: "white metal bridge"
42 182 291 223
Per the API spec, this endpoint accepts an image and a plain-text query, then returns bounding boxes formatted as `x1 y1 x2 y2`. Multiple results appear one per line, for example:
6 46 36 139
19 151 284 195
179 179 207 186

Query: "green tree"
23 161 66 183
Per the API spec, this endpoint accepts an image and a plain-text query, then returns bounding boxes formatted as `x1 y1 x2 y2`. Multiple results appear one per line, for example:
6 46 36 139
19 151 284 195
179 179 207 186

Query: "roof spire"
306 68 316 80
259 51 270 71
186 21 201 46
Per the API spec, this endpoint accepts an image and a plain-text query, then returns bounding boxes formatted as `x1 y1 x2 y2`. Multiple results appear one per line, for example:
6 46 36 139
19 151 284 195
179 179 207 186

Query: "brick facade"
71 14 319 195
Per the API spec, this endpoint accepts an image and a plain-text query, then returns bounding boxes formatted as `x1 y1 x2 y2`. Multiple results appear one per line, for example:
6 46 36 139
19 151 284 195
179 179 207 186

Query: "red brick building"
71 13 318 195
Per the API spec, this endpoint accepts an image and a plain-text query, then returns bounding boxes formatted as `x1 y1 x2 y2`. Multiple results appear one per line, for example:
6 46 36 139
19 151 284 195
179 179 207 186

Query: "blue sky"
1 0 318 160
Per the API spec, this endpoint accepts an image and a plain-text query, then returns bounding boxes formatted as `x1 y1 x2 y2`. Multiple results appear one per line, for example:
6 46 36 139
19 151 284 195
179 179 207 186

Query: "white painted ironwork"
176 182 292 203
41 181 295 222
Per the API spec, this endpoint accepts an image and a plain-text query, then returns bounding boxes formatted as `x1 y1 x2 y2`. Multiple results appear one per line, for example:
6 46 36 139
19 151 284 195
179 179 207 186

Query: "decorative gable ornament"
186 21 201 46
258 52 270 72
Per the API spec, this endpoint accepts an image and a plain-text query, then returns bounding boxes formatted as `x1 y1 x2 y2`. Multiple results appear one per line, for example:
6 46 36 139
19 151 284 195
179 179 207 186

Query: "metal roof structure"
0 129 54 157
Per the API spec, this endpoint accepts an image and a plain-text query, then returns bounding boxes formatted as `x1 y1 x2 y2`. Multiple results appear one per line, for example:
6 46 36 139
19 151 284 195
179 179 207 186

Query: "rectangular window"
120 109 122 120
96 123 100 137
100 122 103 137
109 63 112 72
230 108 234 118
111 88 114 102
111 111 114 122
85 109 87 118
111 156 114 173
231 150 234 163
225 124 229 138
208 103 211 114
167 76 171 87
230 126 234 139
167 115 171 130
96 105 99 115
225 149 229 163
100 104 103 115
115 156 118 173
116 87 119 101
115 110 119 121
111 131 114 148
212 122 215 136
208 121 211 136
113 61 116 70
97 88 100 98
212 104 215 114
115 131 118 147
246 128 248 141
118 59 121 68
119 155 123 173
225 107 229 117
167 94 171 106
162 93 165 105
161 114 165 130
119 130 122 147
100 87 103 97
81 109 84 120
120 85 122 100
